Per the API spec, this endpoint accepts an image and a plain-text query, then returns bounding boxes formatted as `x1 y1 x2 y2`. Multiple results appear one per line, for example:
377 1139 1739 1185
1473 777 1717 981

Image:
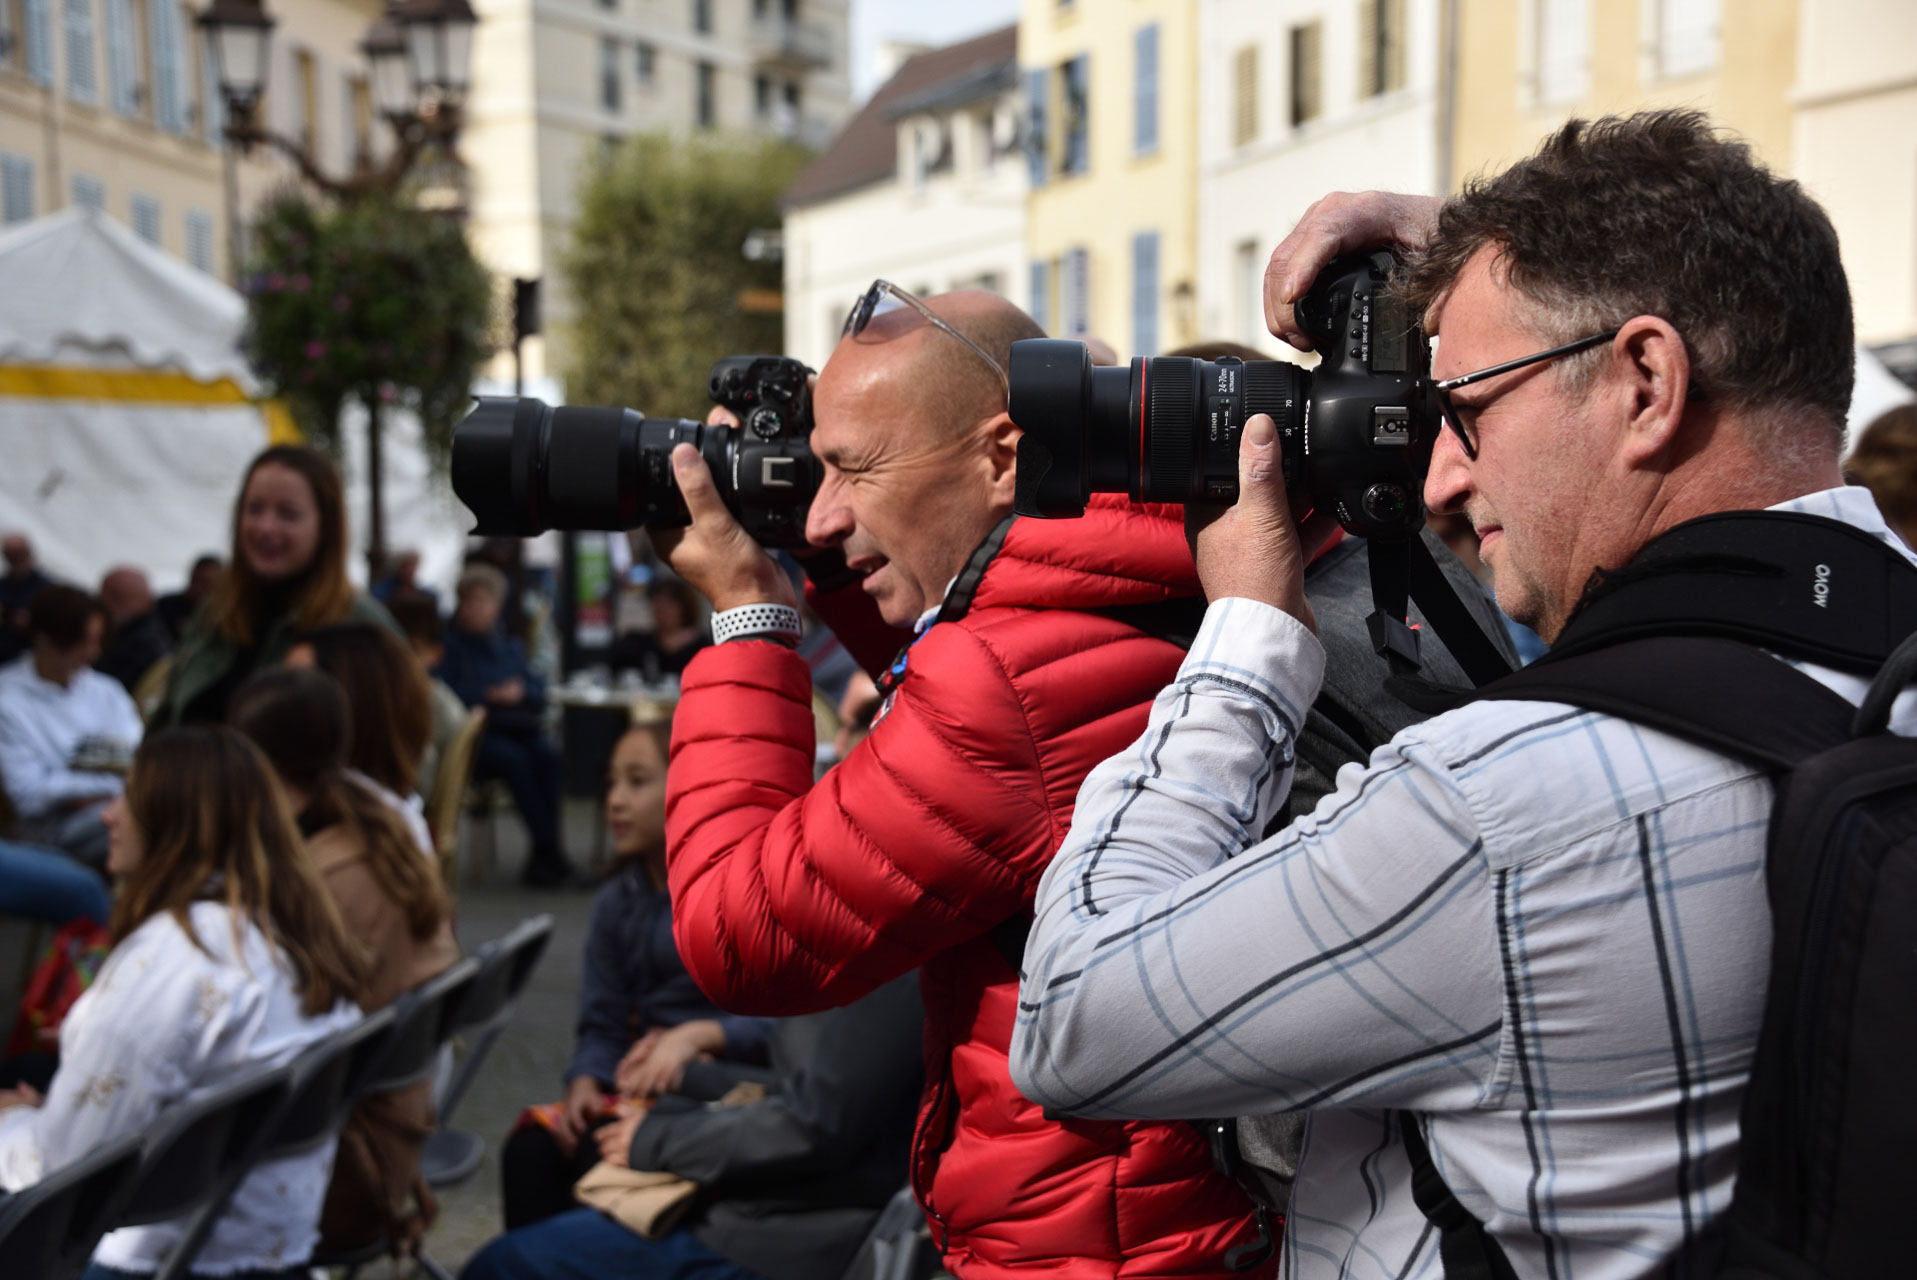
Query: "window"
130 192 160 243
71 172 104 208
1657 0 1719 78
185 208 213 271
1359 0 1407 98
149 0 187 131
1133 23 1157 155
1029 260 1052 333
1288 22 1321 127
1232 44 1257 145
1061 246 1090 337
1131 231 1159 357
346 75 371 164
293 48 316 154
105 0 138 116
198 25 222 141
1024 66 1048 188
1 152 35 223
782 80 798 110
64 0 96 104
1534 0 1589 103
753 71 770 116
1058 54 1088 176
691 0 710 35
23 0 54 84
600 37 620 111
635 41 654 85
695 60 714 127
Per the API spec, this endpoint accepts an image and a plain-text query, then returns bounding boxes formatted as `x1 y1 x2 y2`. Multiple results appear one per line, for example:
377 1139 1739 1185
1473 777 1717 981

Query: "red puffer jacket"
666 497 1272 1280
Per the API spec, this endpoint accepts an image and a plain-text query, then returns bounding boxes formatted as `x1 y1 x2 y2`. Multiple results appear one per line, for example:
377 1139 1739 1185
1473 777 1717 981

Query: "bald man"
96 567 174 693
653 287 1504 1279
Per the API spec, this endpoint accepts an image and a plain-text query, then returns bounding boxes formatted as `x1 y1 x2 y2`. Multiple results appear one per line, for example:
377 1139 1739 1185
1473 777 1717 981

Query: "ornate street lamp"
196 0 275 120
360 16 416 126
394 0 477 107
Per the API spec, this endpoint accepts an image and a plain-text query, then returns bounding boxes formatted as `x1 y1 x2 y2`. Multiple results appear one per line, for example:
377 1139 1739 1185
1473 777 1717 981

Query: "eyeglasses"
841 279 1010 401
1432 329 1620 460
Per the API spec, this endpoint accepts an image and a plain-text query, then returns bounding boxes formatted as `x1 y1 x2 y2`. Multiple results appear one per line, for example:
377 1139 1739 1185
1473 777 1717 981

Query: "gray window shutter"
1133 24 1157 154
65 0 97 104
1029 260 1051 334
1063 246 1090 338
1131 231 1159 357
151 0 186 132
106 0 136 116
1024 66 1048 188
131 192 160 243
201 34 224 142
186 209 214 271
71 173 104 208
2 154 36 224
25 0 53 84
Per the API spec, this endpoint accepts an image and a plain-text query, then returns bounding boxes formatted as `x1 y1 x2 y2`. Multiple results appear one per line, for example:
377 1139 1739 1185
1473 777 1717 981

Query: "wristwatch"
711 602 803 648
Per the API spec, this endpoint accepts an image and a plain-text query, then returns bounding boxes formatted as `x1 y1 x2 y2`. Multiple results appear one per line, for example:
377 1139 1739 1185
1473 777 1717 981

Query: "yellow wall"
1021 0 1200 357
1451 0 1797 186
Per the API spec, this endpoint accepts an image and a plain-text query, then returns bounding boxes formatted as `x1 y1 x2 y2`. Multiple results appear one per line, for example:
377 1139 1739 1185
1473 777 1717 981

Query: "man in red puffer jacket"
652 288 1494 1279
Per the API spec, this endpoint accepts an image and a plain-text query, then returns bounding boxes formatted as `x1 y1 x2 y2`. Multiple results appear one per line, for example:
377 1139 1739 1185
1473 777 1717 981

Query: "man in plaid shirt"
1011 110 1917 1279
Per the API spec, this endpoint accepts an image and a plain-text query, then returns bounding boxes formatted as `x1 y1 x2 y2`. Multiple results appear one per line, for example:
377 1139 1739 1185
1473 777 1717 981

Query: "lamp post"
198 0 478 577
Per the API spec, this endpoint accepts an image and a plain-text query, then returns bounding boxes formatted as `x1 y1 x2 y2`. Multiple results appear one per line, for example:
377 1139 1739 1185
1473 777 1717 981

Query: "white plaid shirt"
1012 486 1916 1280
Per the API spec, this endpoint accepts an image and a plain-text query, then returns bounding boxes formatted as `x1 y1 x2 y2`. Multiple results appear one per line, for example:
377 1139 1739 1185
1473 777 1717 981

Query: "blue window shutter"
1134 25 1158 154
201 35 224 142
1 154 36 224
130 193 160 244
1029 260 1051 334
151 0 185 132
64 0 96 104
1024 67 1048 188
25 0 53 84
186 209 214 271
1132 231 1160 356
106 0 136 116
1063 246 1090 337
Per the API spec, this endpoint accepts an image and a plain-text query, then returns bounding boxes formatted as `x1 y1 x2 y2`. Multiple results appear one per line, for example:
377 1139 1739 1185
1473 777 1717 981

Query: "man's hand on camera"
653 441 799 615
1265 191 1442 351
1185 414 1334 632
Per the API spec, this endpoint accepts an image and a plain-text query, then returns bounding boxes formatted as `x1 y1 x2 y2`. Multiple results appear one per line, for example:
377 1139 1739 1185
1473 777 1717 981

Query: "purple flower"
305 340 327 360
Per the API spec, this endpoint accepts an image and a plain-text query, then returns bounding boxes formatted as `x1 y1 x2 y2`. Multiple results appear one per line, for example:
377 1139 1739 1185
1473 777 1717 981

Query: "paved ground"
404 797 607 1277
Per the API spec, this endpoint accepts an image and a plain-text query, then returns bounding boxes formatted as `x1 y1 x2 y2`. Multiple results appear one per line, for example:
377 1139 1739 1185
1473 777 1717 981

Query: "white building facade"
1194 0 1443 355
781 26 1023 370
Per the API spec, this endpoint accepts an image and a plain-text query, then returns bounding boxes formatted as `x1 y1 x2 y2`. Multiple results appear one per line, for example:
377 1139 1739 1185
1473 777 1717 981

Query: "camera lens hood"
452 396 550 536
1010 338 1093 518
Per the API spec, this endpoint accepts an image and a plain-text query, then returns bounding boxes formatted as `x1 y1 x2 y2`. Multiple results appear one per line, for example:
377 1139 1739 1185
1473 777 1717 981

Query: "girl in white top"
0 726 364 1279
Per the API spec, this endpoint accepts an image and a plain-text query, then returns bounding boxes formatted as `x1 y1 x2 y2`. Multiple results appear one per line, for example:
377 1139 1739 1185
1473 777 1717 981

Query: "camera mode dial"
747 405 785 440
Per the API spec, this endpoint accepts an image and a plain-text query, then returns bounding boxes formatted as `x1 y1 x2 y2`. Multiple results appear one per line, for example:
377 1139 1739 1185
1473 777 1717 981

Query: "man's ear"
983 412 1023 507
1615 315 1692 468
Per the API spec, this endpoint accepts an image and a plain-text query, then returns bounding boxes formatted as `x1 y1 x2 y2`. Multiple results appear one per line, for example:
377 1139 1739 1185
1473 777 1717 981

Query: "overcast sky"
849 0 1022 102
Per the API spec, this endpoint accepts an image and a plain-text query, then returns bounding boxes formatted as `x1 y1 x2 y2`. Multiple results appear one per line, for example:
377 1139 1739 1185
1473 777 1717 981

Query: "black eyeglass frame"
841 279 1011 400
1432 328 1620 460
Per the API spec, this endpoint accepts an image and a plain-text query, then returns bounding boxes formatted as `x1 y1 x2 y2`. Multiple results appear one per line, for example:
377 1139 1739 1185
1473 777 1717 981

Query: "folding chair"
105 1062 294 1273
0 1132 143 1280
420 914 554 1186
309 955 482 1280
151 1007 399 1280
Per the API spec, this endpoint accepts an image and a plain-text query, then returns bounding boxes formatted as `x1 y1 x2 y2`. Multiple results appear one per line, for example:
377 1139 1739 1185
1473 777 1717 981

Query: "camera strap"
1366 535 1515 691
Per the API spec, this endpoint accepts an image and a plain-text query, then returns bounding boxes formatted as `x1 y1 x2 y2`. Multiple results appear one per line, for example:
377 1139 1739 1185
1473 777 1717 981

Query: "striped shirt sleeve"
1012 596 1504 1122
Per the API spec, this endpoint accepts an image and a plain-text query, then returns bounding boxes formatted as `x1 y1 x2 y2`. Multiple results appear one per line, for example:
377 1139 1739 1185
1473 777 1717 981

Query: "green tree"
564 132 809 418
242 189 497 466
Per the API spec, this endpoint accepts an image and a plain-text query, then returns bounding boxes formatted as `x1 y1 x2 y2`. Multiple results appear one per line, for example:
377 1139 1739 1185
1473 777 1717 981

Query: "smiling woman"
149 446 400 729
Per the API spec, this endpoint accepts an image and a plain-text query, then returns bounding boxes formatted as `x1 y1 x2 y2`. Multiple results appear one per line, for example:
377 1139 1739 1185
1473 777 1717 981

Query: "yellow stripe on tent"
0 364 304 443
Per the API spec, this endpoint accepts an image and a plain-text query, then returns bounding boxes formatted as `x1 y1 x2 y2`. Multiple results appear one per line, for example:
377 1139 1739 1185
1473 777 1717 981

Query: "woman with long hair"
496 724 770 1229
152 446 397 728
229 667 460 1255
0 727 363 1279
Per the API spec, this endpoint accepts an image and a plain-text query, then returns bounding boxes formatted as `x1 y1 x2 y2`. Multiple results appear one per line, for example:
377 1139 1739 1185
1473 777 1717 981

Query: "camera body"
450 355 821 549
1009 252 1435 540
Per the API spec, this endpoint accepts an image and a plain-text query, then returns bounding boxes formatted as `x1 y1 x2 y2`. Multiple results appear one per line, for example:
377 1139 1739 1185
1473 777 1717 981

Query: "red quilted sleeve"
666 627 1057 1014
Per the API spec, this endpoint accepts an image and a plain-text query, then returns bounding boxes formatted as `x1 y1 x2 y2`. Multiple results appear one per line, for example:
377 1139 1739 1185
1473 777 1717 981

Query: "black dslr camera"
1010 252 1431 540
451 356 821 548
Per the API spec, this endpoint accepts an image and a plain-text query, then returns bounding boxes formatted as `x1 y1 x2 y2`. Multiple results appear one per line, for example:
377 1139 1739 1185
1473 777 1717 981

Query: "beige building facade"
1196 0 1443 355
460 0 852 389
1790 0 1917 381
781 26 1023 370
0 0 396 279
1020 0 1199 358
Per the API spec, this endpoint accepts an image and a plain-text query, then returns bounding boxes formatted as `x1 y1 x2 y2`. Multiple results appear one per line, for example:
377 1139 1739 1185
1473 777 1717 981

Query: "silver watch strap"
711 602 803 645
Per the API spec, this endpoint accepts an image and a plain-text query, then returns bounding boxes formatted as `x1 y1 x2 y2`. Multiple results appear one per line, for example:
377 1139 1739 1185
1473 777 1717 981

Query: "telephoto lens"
1008 253 1436 541
450 356 821 548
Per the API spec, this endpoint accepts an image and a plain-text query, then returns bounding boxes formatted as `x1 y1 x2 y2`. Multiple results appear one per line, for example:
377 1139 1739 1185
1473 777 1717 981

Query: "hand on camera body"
650 404 799 616
1265 191 1442 351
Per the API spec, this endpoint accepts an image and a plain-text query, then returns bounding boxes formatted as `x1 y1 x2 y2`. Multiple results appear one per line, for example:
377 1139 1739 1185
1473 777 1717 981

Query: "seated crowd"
1 108 1915 1280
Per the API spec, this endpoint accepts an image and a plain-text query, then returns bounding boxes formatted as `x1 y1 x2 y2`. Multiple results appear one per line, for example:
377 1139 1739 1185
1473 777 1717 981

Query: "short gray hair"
457 562 507 602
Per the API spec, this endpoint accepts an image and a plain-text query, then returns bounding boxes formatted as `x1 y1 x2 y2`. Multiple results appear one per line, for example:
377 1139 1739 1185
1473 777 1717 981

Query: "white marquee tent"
0 206 469 597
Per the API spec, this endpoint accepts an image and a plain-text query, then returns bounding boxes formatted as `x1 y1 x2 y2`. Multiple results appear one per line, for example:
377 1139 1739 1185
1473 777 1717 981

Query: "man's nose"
804 472 854 548
1423 426 1473 517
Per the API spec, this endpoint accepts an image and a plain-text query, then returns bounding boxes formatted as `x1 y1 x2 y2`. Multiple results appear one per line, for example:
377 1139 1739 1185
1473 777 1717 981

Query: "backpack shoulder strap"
1476 636 1858 771
1399 1112 1520 1280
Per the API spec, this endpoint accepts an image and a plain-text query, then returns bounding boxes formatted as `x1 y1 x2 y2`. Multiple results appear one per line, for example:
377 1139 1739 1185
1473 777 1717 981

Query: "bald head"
836 289 1040 440
99 568 154 623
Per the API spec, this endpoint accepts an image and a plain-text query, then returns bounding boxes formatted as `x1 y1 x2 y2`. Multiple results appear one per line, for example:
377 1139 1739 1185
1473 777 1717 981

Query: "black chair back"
434 915 552 1126
118 1061 293 1229
363 954 482 1096
260 1004 398 1160
0 1133 143 1280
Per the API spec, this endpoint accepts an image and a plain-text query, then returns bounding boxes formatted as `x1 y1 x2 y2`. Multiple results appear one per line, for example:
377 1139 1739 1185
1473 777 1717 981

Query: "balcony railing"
749 17 833 71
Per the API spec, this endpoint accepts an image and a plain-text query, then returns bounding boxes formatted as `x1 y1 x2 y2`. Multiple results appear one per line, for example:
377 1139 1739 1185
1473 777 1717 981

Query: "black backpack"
1407 510 1917 1279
